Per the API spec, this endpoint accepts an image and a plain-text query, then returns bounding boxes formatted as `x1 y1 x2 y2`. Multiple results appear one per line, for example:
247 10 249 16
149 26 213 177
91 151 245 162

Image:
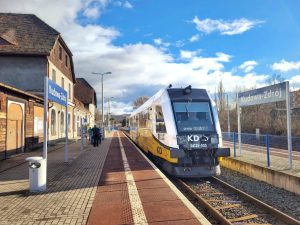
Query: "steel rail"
177 179 232 225
212 176 300 225
178 177 300 225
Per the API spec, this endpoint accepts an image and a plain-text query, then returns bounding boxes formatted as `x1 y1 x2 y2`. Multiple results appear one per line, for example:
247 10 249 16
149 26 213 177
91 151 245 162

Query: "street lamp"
92 72 112 137
224 93 230 134
105 97 114 132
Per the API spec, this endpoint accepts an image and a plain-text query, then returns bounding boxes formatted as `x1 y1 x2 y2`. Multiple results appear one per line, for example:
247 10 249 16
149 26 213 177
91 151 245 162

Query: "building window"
68 83 71 100
61 111 65 133
51 109 56 135
52 69 56 83
65 55 68 67
59 46 62 60
61 77 64 89
68 113 71 132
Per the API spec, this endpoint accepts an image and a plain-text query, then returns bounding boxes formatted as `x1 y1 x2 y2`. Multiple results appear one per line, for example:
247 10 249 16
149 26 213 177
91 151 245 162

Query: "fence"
222 132 300 169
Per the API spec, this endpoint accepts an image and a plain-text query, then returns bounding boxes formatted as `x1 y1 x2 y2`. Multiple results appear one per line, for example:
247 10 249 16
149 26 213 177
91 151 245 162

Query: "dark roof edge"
0 82 43 101
76 78 95 91
0 52 49 56
57 36 76 83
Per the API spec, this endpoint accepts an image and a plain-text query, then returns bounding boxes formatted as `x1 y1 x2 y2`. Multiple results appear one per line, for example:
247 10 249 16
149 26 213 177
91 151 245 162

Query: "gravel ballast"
218 167 300 221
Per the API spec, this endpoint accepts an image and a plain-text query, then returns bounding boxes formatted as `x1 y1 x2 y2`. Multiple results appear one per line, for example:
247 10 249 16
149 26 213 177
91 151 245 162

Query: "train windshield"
173 102 214 132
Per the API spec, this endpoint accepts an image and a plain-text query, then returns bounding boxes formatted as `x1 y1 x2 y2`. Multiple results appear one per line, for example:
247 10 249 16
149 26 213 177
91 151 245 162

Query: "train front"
167 86 230 177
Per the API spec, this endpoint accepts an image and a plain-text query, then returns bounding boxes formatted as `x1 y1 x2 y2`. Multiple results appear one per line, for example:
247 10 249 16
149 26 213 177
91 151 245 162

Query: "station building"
0 83 44 160
74 78 97 132
0 13 97 158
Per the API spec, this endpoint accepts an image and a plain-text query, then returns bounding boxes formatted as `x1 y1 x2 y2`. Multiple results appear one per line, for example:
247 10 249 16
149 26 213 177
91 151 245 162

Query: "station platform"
87 131 210 225
222 140 300 195
0 131 212 225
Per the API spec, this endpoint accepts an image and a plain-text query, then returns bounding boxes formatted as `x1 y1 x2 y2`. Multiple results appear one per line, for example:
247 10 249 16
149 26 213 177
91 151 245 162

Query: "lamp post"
92 72 112 137
226 93 230 134
105 97 114 132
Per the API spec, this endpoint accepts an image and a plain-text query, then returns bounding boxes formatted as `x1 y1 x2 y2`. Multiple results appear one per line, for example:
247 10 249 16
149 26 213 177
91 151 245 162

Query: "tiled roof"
0 13 59 55
74 78 97 107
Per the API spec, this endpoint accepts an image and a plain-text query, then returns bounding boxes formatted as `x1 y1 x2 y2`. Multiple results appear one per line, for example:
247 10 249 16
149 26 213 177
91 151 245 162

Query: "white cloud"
123 1 133 9
189 34 200 42
239 60 258 73
0 0 270 114
271 59 300 72
180 50 197 59
114 1 133 9
83 7 100 19
192 17 264 35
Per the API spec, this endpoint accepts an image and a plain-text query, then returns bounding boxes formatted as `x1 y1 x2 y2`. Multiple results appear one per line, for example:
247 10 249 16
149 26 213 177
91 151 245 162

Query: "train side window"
155 106 166 133
139 111 147 128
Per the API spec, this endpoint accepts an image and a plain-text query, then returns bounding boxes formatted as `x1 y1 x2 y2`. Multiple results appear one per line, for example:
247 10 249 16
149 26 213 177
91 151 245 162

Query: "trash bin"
26 156 46 192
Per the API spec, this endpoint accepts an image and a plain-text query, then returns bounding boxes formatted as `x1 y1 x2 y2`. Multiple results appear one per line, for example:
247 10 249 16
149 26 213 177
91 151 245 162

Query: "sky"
2 0 300 114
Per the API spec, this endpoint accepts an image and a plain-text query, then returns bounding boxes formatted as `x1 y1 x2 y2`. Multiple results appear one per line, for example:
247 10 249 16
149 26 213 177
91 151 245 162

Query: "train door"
6 101 24 156
154 105 167 140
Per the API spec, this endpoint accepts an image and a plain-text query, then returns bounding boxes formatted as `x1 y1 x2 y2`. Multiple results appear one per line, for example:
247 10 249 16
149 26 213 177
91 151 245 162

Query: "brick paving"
0 137 111 225
88 132 209 225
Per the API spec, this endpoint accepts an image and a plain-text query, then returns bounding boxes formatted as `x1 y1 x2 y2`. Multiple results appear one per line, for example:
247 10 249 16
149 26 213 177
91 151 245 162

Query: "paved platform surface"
223 140 300 177
87 131 210 225
0 137 111 225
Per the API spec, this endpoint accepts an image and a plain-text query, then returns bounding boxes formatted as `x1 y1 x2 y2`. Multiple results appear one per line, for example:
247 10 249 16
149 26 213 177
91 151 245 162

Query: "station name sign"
238 82 287 107
48 79 68 107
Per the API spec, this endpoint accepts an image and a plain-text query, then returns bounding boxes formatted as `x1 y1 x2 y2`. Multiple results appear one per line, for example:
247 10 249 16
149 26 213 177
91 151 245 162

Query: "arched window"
61 111 65 133
51 109 56 135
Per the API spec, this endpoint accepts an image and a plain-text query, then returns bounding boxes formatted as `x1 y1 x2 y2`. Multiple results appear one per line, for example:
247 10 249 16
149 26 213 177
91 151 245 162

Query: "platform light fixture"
91 72 112 134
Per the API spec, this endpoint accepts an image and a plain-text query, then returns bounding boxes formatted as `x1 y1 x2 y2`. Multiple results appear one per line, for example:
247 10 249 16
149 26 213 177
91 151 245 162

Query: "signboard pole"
286 82 292 169
81 119 83 151
43 76 48 160
47 78 68 163
237 94 242 156
65 104 68 163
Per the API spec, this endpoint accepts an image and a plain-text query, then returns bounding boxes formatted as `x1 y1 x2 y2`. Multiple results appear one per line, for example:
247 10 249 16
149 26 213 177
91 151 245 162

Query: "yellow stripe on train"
130 128 178 164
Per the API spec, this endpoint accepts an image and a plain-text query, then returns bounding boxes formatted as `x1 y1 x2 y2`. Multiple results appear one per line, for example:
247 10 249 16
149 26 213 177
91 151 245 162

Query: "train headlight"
211 134 219 144
177 135 186 145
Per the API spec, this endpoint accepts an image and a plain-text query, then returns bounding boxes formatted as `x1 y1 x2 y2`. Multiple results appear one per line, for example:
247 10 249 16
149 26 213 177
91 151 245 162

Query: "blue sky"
2 0 300 114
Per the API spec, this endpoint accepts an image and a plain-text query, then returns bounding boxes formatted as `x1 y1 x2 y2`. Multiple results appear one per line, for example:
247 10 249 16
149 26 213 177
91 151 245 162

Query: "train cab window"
155 106 166 133
173 102 214 132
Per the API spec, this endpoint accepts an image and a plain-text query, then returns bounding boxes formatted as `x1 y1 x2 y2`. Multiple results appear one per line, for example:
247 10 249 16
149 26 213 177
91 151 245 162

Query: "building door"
6 102 24 156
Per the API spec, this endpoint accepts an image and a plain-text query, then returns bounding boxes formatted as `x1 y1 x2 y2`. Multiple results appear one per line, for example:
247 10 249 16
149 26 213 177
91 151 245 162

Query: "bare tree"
267 73 283 85
132 96 149 109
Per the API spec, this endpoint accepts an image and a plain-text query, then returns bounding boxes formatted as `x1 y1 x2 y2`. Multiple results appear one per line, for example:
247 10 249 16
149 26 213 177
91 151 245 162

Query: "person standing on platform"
92 125 100 147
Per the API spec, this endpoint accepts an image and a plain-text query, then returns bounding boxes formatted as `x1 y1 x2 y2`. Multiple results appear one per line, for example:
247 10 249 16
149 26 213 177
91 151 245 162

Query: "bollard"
233 132 236 159
266 134 270 167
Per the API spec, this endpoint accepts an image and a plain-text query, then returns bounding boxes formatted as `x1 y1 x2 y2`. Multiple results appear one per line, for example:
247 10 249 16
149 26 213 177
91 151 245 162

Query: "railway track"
177 177 300 225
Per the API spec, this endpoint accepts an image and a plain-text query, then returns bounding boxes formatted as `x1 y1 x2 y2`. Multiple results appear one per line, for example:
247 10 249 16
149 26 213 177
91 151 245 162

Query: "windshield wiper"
185 104 189 118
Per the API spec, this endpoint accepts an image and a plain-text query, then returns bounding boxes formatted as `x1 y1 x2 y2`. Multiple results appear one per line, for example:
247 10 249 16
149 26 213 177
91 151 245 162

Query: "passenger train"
128 85 230 177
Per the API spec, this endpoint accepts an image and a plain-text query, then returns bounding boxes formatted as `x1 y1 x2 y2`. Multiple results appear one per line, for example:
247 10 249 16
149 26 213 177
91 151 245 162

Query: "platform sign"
43 77 69 192
236 81 292 169
238 82 286 107
48 79 67 107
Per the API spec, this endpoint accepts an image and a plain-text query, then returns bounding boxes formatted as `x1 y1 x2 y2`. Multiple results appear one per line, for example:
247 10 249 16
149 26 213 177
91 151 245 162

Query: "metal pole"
266 134 270 167
101 75 105 138
81 119 83 151
286 82 292 169
233 132 236 159
108 98 110 132
237 94 242 156
227 94 230 134
65 104 68 163
43 76 48 160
